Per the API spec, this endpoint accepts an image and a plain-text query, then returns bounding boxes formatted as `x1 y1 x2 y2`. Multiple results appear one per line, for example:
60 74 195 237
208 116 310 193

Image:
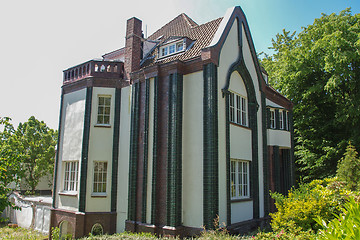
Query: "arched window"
113 64 118 72
91 223 103 236
107 65 111 72
94 64 99 72
100 64 106 72
59 220 73 239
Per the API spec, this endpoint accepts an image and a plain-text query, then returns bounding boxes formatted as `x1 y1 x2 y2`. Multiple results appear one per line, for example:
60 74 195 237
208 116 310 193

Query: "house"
50 6 294 238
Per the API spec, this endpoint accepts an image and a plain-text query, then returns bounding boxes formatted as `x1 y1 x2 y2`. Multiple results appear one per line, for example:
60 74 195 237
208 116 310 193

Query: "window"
97 96 111 125
93 162 107 193
279 111 284 129
230 159 250 199
229 92 247 126
63 161 79 192
159 39 185 58
270 109 276 129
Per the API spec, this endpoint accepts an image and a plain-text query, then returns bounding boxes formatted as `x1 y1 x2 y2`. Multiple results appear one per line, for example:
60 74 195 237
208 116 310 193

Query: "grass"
0 224 254 240
0 224 47 240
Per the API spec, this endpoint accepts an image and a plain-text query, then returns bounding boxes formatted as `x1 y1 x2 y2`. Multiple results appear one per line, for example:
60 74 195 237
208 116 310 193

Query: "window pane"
169 44 175 54
176 42 183 51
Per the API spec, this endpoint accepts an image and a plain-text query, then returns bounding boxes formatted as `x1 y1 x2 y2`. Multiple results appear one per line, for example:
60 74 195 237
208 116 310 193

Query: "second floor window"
270 109 276 129
97 96 111 125
229 92 247 126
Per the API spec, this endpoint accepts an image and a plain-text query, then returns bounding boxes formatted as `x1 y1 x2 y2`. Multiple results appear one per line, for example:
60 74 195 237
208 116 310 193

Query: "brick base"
50 208 116 239
125 220 202 237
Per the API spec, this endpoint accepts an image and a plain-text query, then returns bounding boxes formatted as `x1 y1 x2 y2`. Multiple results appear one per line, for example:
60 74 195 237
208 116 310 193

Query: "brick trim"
79 87 93 212
203 63 219 229
111 88 121 212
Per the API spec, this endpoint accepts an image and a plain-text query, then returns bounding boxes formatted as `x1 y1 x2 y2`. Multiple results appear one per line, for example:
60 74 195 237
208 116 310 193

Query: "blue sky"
0 0 359 129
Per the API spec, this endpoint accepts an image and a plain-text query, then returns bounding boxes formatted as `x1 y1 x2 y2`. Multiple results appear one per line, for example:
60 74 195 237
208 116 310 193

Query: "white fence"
3 192 52 234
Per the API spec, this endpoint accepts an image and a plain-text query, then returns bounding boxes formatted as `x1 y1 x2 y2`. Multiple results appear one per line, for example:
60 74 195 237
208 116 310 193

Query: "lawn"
0 224 47 240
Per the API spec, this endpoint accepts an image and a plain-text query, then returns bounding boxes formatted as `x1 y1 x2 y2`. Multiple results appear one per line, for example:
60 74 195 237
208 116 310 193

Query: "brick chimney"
124 17 142 81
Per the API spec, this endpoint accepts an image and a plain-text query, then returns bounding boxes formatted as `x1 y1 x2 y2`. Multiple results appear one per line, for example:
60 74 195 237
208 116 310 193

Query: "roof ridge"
180 13 198 28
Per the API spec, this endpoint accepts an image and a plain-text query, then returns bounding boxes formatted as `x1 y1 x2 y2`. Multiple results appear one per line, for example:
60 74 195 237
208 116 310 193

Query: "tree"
0 117 20 215
261 9 360 181
12 116 58 194
337 142 360 191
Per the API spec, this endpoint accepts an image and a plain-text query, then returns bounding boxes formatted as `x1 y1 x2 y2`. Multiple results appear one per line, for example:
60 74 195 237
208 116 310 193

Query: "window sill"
231 198 252 203
230 122 250 130
268 128 290 132
94 124 111 128
59 191 78 197
91 193 107 198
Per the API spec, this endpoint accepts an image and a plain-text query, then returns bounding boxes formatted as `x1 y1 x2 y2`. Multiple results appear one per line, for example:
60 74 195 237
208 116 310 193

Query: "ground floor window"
93 161 108 193
230 159 250 199
63 161 79 192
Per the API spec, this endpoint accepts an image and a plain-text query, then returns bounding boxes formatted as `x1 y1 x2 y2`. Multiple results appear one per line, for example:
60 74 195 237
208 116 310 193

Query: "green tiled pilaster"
79 87 93 212
261 93 269 216
128 83 140 221
167 73 183 227
203 63 219 229
52 91 64 208
142 79 150 223
111 88 121 212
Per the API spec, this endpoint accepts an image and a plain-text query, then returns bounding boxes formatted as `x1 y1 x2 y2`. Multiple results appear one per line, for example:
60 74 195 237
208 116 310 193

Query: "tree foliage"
261 9 360 181
0 116 57 194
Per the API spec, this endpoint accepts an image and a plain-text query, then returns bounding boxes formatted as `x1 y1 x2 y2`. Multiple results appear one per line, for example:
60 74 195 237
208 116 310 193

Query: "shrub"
270 178 352 232
336 142 360 191
315 197 360 240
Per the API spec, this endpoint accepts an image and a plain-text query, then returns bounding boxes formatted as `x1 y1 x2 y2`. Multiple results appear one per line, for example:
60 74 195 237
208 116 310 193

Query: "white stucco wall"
229 126 252 160
182 71 204 228
217 17 240 225
231 201 253 223
86 87 115 212
267 129 291 148
57 88 86 211
117 85 131 232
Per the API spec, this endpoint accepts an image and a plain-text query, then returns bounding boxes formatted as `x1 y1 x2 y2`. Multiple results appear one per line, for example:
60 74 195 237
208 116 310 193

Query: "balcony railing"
63 60 124 84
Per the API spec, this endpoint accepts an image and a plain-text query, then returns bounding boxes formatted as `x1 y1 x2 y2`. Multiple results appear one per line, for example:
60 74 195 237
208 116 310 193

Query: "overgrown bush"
337 142 360 191
316 197 360 239
270 178 353 232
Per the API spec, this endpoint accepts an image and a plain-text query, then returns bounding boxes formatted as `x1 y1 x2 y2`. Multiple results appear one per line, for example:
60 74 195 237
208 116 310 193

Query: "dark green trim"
79 87 93 212
266 108 271 129
225 92 231 225
151 77 158 224
203 63 219 229
111 88 121 212
52 91 64 208
167 73 183 227
142 79 150 223
261 92 269 216
128 83 140 221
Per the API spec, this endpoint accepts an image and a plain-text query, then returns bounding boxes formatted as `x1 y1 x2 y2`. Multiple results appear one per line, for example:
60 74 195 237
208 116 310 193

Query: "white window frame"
97 95 111 126
230 159 250 199
270 109 276 129
229 91 247 127
92 161 108 195
279 110 284 129
159 39 185 58
63 161 79 192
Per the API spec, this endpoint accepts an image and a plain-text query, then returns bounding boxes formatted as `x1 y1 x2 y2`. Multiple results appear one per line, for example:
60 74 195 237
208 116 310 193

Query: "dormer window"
159 39 186 58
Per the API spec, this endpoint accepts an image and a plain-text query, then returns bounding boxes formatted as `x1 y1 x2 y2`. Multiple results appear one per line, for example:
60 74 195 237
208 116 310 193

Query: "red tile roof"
141 14 223 67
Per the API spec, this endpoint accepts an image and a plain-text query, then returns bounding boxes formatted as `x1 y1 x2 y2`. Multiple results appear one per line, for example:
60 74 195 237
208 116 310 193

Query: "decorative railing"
63 60 124 84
